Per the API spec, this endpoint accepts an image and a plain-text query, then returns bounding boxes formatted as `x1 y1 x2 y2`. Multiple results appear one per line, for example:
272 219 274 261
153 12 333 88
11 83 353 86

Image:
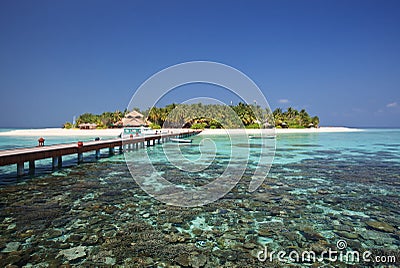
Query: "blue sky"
0 0 399 127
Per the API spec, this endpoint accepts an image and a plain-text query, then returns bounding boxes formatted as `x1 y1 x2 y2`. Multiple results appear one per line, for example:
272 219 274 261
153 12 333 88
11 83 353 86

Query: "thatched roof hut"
79 123 97 129
280 122 288 128
122 111 146 127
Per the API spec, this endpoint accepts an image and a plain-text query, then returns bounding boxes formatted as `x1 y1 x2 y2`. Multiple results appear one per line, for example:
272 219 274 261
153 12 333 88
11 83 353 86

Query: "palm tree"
112 110 122 123
147 107 160 125
299 109 310 126
273 108 283 120
312 116 320 127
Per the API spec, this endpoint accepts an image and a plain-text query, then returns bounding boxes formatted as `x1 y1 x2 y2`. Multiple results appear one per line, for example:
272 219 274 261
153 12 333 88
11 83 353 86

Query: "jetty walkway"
0 130 201 176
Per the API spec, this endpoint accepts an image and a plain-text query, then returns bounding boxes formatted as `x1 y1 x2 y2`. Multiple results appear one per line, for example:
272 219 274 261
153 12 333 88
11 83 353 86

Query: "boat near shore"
170 138 193 143
122 127 167 138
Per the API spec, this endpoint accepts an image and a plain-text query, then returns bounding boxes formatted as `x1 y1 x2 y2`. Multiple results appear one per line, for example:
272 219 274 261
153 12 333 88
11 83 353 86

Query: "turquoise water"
0 129 399 266
274 129 400 164
0 132 114 150
0 131 117 180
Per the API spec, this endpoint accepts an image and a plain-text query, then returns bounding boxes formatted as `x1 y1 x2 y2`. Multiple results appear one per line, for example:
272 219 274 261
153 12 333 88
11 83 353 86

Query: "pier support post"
119 146 123 153
147 140 150 147
78 152 83 164
52 157 59 169
109 147 115 155
17 162 24 176
58 156 62 168
158 139 161 144
95 149 101 159
29 160 35 175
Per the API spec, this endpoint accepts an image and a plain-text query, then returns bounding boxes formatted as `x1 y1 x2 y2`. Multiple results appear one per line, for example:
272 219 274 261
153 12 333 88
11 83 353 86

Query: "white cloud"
386 102 398 108
278 99 289 104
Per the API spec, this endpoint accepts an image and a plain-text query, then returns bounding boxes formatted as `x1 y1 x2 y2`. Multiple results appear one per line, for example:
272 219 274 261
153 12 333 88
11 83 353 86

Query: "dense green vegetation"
63 110 128 129
273 107 319 128
144 103 272 129
64 104 319 129
144 103 319 129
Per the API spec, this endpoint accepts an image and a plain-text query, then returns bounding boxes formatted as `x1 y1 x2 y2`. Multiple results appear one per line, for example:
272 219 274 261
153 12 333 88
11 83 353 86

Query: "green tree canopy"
66 104 319 129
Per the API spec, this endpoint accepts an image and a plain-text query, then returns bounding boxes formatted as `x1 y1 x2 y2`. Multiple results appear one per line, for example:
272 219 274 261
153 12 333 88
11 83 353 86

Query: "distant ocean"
0 128 399 266
0 128 110 150
0 128 117 178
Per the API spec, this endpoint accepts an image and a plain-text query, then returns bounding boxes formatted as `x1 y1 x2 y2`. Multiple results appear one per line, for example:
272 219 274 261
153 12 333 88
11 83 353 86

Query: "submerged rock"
335 231 358 240
213 249 237 261
175 254 190 266
310 240 329 254
57 246 86 261
300 227 324 241
104 257 116 265
1 241 21 253
5 254 22 265
366 221 395 233
257 228 270 238
333 224 354 232
243 242 256 249
189 253 207 268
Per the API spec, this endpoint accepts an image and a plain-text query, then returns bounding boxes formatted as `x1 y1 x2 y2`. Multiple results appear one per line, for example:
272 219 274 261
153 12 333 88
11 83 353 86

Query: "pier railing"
0 130 201 176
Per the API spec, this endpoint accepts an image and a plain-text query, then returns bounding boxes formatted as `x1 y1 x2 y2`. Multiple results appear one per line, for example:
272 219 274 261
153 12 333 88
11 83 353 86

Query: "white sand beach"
200 127 363 135
276 127 363 134
0 128 123 137
0 127 362 137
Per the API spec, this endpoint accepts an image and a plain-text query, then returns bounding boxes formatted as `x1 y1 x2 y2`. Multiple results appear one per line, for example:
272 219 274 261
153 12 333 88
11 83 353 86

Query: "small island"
64 103 319 130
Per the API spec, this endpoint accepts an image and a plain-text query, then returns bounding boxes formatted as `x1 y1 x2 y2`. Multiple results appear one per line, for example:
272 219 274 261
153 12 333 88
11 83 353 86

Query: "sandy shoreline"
0 128 123 137
276 127 363 134
0 127 362 137
201 127 363 135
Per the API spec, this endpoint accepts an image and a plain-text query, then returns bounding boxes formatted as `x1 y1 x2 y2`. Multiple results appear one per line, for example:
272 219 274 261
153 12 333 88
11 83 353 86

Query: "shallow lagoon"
0 129 399 266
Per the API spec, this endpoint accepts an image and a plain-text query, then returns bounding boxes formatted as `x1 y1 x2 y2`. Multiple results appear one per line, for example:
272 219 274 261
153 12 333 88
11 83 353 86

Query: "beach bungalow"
122 111 146 127
78 123 97 129
280 122 289 128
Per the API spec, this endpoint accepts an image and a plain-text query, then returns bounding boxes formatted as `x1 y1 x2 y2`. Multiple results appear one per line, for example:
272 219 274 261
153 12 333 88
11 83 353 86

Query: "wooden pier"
0 130 201 176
